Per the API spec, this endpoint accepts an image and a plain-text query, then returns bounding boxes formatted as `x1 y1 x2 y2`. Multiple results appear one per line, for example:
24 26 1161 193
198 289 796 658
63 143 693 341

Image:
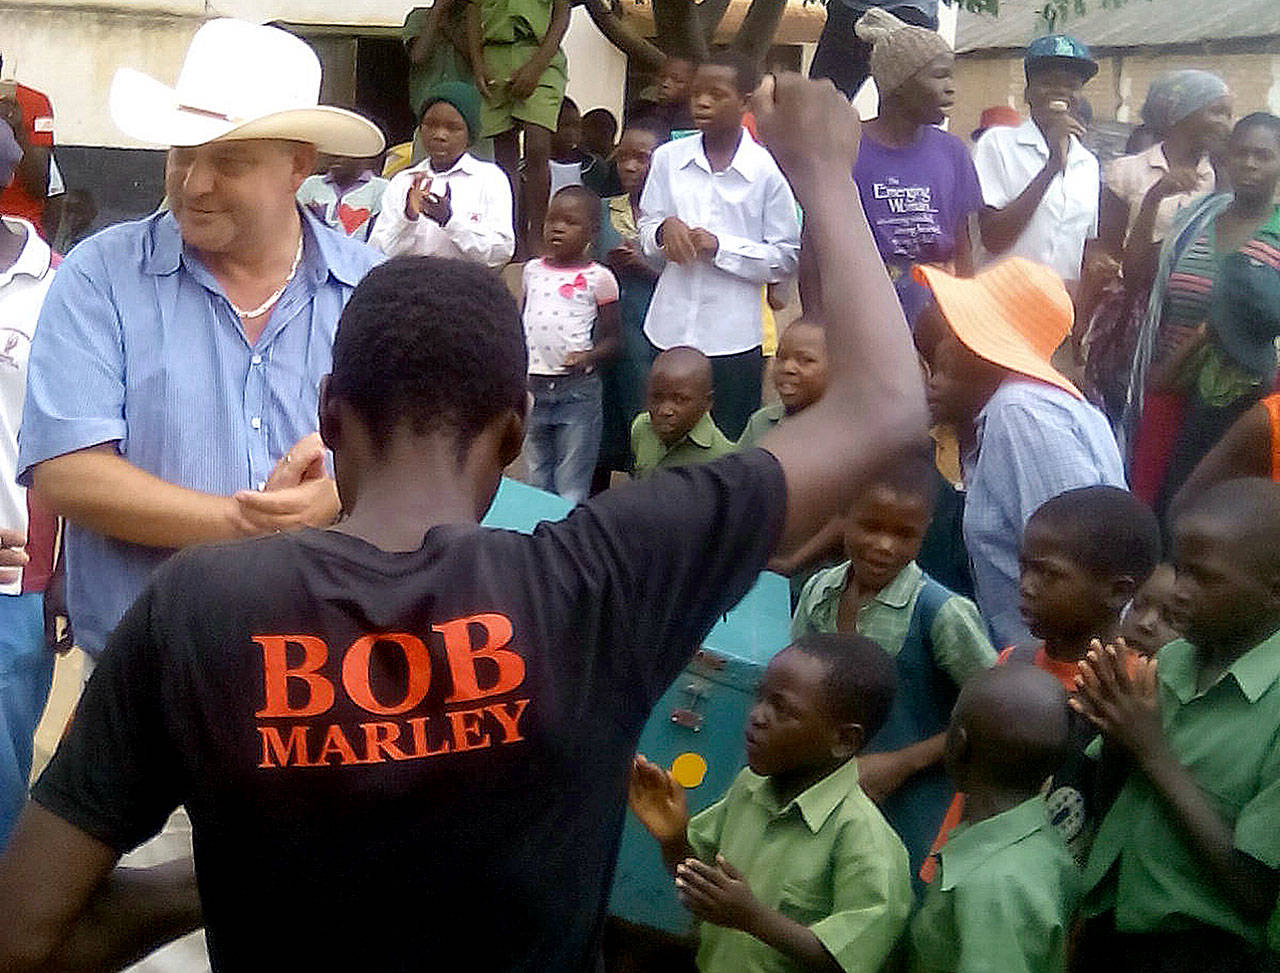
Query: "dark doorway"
357 36 417 148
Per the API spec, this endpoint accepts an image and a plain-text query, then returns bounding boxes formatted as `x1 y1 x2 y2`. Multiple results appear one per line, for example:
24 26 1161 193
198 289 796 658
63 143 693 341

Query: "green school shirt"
737 402 785 451
687 759 912 973
908 796 1081 973
479 0 553 44
631 411 735 478
791 561 996 685
1081 630 1280 946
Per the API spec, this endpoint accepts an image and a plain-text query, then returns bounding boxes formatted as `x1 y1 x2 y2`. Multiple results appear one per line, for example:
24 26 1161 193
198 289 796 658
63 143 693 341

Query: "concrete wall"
952 41 1280 143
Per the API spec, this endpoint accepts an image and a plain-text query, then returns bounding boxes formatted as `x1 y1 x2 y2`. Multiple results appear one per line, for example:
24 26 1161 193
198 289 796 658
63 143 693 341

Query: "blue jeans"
0 593 52 848
524 372 603 505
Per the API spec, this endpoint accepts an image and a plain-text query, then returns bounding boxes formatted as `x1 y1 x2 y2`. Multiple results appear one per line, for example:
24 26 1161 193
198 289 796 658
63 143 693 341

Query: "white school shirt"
972 119 1100 285
370 152 515 268
0 218 55 594
638 130 800 356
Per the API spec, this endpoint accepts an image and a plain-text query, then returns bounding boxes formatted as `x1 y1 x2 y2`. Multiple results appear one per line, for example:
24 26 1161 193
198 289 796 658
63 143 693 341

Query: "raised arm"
754 75 928 550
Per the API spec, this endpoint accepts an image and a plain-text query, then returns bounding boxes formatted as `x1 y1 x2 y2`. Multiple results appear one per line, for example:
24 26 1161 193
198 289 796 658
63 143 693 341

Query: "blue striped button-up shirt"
963 377 1126 649
18 210 381 654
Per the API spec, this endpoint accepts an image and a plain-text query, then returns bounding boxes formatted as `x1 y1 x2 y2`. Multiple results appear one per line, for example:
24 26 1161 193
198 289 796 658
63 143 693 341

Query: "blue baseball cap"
1025 34 1098 82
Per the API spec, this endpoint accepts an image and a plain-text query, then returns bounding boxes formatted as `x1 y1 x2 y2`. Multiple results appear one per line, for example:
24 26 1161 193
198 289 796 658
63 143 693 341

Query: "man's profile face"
166 139 313 253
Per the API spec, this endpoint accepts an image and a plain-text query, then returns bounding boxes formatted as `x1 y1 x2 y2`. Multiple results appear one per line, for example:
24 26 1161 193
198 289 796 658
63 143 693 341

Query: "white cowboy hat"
109 18 385 157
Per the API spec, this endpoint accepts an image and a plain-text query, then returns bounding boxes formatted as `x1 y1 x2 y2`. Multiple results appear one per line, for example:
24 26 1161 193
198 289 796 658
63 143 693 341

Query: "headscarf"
1140 70 1230 137
419 81 481 145
854 7 952 97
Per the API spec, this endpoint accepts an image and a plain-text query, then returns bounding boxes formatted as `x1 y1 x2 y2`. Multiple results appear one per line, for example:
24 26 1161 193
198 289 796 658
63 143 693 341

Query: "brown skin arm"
953 215 975 278
1098 186 1130 260
754 75 928 551
508 0 570 100
1169 399 1272 518
858 732 947 803
562 301 621 373
0 804 202 972
1074 645 1280 922
976 163 1059 257
678 857 840 972
466 2 492 99
767 515 843 576
407 0 455 65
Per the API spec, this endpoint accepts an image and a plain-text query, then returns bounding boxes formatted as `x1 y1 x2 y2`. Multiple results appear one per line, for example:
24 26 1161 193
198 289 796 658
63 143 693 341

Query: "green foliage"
959 0 1145 27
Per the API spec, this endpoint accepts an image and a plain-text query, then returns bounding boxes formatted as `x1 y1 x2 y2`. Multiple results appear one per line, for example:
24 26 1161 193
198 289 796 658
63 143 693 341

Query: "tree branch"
697 0 735 48
580 0 668 70
652 0 710 61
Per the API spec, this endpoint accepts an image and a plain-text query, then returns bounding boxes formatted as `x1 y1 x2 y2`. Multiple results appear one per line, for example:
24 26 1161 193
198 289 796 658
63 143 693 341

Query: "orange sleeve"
1261 394 1280 483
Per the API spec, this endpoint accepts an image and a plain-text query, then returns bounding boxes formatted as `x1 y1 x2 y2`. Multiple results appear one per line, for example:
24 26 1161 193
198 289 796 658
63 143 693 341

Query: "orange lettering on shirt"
257 725 316 768
434 613 525 703
254 635 335 718
341 633 433 715
407 716 452 757
315 723 371 765
486 699 530 743
447 708 491 752
360 721 412 762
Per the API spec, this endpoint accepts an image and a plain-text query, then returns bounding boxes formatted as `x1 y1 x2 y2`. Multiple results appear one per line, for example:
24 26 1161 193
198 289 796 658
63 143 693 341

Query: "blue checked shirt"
17 210 380 655
963 377 1125 649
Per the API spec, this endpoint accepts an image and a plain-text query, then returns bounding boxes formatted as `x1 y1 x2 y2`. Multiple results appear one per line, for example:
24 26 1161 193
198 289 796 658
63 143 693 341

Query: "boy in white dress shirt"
638 52 800 440
371 82 515 268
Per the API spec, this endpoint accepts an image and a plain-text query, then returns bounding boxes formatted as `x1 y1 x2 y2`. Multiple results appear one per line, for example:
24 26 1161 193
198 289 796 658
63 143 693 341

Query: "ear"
832 721 864 761
497 407 527 469
944 724 971 787
290 143 318 189
1105 573 1139 615
317 375 338 451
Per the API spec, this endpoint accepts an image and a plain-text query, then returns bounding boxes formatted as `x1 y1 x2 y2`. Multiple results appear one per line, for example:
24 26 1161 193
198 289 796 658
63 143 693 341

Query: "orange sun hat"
913 258 1081 399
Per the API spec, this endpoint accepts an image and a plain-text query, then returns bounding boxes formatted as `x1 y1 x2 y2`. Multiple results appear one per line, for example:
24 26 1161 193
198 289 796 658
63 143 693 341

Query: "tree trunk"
730 0 788 65
579 0 667 71
651 0 713 61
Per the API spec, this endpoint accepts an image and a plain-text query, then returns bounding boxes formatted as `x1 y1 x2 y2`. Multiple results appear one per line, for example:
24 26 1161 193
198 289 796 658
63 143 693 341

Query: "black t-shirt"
34 451 786 972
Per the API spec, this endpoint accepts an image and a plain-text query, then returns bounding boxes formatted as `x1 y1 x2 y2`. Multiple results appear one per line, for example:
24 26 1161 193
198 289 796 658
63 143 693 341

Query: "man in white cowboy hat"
5 20 383 968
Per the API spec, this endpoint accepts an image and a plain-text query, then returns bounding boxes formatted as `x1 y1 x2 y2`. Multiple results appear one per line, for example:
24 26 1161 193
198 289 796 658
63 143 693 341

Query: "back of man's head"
328 257 527 454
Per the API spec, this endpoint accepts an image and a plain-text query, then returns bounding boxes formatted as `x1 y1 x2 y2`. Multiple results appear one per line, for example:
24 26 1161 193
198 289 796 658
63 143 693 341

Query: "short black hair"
328 257 527 454
1234 112 1280 147
622 116 672 145
1177 478 1280 575
853 437 939 512
701 50 761 97
582 107 618 135
550 184 602 233
558 97 580 122
1027 486 1161 583
789 633 897 740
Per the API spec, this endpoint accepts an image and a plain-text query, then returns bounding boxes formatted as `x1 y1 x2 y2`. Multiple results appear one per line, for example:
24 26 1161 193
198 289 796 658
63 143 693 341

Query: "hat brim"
914 264 1082 399
109 67 385 157
1026 55 1099 83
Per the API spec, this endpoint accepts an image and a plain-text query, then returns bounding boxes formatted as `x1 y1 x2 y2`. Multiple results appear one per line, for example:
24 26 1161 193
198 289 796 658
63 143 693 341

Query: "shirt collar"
324 170 373 190
761 401 785 423
1160 629 1280 705
685 411 722 449
682 129 758 180
745 758 862 833
421 152 480 178
1014 118 1088 165
801 559 921 611
142 207 365 288
0 217 52 286
937 796 1050 891
1144 142 1215 181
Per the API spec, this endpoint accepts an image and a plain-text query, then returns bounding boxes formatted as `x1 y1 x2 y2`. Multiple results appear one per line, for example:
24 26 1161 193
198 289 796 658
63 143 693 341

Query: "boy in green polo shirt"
631 346 734 477
1072 478 1280 970
738 318 829 451
629 633 912 972
908 664 1080 973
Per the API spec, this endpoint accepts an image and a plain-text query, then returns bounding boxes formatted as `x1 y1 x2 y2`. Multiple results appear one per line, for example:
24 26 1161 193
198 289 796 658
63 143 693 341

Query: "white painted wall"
0 0 626 146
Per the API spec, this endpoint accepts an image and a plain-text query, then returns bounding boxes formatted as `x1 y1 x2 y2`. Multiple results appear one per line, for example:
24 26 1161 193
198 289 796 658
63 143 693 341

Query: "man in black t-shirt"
0 76 927 972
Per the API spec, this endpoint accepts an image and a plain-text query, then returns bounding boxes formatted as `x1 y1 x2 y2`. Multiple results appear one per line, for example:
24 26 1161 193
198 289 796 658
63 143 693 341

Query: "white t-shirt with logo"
521 258 619 376
0 218 55 594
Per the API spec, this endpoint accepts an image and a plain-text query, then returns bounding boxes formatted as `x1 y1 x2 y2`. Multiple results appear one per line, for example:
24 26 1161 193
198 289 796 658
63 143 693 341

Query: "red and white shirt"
521 258 618 376
0 217 56 594
0 83 54 232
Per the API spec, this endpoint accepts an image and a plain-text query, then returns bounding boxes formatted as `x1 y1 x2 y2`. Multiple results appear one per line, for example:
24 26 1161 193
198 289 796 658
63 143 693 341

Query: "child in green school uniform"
468 0 570 250
629 633 912 973
738 319 828 451
631 346 734 477
1073 478 1280 971
908 664 1081 973
792 449 996 882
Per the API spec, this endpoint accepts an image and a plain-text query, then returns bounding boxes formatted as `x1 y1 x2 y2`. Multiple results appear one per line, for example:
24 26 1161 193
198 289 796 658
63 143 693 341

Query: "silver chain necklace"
228 235 304 319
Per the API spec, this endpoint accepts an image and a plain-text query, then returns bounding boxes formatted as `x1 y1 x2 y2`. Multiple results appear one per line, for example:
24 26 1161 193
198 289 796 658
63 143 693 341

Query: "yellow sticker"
671 752 708 789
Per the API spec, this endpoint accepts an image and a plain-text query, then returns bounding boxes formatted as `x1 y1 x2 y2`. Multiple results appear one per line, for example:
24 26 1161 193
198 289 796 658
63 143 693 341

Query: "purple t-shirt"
854 125 982 327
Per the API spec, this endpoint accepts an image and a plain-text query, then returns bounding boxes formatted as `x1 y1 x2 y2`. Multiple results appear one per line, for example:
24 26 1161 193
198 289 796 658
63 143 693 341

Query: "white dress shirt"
973 119 1099 285
370 152 515 268
638 130 800 356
